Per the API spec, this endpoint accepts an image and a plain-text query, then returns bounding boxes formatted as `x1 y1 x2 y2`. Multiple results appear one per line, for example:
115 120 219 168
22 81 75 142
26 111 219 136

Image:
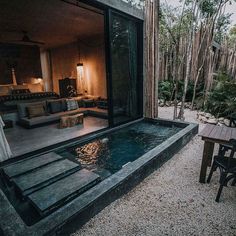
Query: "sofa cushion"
17 101 47 118
12 89 31 95
27 104 46 119
19 108 83 127
48 100 62 114
0 85 12 96
66 99 79 111
61 99 67 111
83 99 95 108
73 97 84 107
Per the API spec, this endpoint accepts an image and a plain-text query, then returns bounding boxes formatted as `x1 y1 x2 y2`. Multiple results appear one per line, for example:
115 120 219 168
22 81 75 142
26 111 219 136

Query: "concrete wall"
95 0 144 20
0 44 42 85
50 35 107 98
83 35 107 98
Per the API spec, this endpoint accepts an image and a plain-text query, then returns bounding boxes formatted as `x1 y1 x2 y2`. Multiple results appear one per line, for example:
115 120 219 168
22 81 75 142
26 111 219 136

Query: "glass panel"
110 13 142 125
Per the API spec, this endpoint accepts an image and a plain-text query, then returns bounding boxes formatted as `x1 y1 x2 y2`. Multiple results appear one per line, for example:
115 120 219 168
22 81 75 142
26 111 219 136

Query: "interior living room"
0 0 109 157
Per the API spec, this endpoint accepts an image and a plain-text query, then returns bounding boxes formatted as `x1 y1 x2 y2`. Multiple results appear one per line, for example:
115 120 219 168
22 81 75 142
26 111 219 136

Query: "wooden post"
144 0 159 118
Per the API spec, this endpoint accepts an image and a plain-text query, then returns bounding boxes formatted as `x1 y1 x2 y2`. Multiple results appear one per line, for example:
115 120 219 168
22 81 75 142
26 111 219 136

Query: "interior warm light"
33 78 43 84
77 63 84 74
77 63 85 94
11 68 17 85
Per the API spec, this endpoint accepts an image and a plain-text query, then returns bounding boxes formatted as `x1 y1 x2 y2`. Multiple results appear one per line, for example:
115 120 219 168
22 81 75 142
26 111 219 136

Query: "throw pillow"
27 104 45 119
48 100 62 114
66 99 79 111
61 99 67 111
17 101 47 118
83 99 95 108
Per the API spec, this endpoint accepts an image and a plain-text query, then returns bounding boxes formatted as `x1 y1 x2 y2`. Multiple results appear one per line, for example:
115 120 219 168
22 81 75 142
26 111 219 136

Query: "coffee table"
60 113 84 128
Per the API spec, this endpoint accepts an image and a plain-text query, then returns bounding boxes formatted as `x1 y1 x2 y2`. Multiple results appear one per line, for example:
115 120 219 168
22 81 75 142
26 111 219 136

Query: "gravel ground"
72 107 236 236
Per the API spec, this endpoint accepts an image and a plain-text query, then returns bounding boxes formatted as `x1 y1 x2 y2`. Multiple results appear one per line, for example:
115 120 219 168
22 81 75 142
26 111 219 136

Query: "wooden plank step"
12 159 80 197
2 153 64 179
28 169 100 215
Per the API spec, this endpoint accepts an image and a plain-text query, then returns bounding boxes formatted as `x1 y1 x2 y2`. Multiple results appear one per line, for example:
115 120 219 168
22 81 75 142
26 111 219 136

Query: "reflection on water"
75 141 108 165
59 122 182 175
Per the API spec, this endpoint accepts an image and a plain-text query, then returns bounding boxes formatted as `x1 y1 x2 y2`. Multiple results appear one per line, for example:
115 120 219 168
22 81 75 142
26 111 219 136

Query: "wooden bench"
60 113 84 128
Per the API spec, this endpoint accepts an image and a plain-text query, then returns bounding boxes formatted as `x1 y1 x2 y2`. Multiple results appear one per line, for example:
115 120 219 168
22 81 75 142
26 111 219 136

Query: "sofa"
17 97 108 128
0 84 59 114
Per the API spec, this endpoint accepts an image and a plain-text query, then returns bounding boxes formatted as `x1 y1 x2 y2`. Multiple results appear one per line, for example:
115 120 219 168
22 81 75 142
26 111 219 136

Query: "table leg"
199 141 215 183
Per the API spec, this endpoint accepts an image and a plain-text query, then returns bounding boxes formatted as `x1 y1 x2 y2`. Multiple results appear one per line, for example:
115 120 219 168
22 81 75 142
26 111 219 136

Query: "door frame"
78 0 144 127
105 8 144 127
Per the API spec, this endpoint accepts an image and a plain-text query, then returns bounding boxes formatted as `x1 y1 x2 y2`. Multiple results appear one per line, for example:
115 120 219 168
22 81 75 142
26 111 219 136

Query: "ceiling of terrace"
0 0 104 49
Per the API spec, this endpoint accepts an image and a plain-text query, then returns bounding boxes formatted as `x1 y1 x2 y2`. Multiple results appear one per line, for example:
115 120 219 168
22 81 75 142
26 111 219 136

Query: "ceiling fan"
7 30 45 46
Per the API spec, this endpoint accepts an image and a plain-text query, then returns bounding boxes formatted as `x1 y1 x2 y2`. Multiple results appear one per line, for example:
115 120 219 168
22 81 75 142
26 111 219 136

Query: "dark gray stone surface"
12 159 80 196
0 119 198 236
2 152 64 179
4 116 108 157
28 169 100 215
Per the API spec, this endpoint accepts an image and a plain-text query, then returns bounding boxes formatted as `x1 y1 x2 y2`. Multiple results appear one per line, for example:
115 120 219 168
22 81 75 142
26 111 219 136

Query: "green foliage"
159 0 236 117
215 13 232 43
185 80 195 101
158 80 174 102
199 0 216 17
175 80 203 102
215 71 231 82
205 79 236 117
158 80 204 103
228 24 236 48
198 0 236 17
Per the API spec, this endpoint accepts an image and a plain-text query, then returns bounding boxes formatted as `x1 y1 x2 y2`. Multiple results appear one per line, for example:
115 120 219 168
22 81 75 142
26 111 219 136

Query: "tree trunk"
178 0 197 120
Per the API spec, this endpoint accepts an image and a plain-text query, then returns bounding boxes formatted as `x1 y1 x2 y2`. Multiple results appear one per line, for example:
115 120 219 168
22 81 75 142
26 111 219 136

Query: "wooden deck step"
2 153 64 179
28 169 100 215
12 159 80 197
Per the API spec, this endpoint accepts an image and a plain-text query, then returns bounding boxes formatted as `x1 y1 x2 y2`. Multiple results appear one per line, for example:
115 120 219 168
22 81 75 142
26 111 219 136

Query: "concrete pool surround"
0 118 198 236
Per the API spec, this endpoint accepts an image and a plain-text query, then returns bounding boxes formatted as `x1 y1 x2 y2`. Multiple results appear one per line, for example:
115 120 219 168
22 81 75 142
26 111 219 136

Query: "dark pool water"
58 122 182 178
0 121 183 226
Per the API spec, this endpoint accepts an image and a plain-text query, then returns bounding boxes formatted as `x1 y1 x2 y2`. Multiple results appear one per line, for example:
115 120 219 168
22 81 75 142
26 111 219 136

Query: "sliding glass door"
107 11 143 126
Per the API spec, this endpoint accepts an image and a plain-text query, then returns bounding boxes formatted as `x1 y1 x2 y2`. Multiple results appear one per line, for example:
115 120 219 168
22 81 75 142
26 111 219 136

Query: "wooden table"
199 124 236 183
60 113 84 128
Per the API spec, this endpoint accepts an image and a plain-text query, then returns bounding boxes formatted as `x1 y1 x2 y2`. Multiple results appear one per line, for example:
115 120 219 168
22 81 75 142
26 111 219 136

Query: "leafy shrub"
158 80 204 103
158 80 174 102
205 80 236 117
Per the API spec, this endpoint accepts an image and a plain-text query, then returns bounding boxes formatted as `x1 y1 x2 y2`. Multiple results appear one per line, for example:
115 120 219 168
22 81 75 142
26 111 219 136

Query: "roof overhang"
88 0 144 20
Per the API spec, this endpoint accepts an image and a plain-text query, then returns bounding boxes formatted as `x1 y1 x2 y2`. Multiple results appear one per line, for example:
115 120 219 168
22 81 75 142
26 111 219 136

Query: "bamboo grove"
124 0 236 120
159 0 236 120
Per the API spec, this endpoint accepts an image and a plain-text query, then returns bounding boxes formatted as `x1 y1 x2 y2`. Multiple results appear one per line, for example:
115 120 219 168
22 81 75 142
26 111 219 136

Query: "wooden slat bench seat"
28 169 100 215
12 159 80 197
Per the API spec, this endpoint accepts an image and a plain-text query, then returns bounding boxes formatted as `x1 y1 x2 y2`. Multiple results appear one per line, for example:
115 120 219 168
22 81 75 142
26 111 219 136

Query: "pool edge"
0 119 199 236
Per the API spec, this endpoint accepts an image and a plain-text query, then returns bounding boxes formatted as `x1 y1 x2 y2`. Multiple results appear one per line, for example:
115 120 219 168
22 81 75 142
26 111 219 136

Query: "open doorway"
0 0 108 157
